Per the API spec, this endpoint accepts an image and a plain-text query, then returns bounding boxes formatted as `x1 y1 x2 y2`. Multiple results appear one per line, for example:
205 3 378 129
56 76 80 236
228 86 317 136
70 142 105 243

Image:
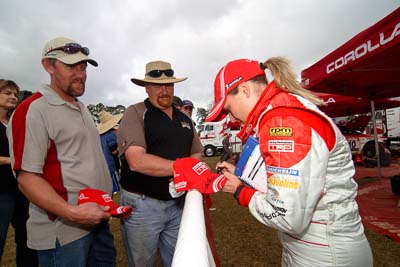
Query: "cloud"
1 0 398 111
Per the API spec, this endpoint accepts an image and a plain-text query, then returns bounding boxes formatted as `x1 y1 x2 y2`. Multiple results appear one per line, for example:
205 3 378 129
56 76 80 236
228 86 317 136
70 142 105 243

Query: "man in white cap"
117 60 203 267
7 37 116 266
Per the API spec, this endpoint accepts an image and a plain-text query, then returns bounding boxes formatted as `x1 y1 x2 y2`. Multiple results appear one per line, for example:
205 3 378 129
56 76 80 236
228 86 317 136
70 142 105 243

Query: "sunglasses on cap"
146 69 174 78
45 43 90 56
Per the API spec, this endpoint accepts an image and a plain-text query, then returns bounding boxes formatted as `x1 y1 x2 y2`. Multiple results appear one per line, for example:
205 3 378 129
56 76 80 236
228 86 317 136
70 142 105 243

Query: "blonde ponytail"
261 57 324 106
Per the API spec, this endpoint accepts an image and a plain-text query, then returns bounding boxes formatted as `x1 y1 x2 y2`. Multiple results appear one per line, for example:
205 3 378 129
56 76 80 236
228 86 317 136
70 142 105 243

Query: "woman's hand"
222 172 242 194
216 161 235 174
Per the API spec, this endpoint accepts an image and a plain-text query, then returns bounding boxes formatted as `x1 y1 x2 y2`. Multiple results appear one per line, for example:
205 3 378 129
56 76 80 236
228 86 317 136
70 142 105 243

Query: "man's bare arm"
125 146 174 176
190 152 202 160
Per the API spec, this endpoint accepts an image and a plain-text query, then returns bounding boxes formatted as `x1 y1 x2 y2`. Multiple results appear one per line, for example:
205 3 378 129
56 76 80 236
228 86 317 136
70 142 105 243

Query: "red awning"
301 7 400 99
315 92 400 118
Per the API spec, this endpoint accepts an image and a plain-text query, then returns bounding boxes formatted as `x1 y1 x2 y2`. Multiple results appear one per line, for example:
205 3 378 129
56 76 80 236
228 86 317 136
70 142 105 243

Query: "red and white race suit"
236 81 373 267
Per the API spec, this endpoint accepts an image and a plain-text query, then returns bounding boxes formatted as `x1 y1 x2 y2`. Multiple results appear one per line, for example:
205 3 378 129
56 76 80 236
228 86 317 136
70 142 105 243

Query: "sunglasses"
146 69 174 78
45 43 90 56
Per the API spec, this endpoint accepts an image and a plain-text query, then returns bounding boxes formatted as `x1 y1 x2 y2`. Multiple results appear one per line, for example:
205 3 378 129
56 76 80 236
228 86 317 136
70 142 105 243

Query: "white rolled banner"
172 190 216 267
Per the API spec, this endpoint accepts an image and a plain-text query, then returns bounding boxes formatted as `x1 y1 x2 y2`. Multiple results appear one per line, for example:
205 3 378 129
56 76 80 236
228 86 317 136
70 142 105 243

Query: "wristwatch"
233 184 246 202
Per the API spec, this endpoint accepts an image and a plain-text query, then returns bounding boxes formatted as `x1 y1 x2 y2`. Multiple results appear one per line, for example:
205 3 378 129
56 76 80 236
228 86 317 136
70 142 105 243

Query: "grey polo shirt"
7 84 112 250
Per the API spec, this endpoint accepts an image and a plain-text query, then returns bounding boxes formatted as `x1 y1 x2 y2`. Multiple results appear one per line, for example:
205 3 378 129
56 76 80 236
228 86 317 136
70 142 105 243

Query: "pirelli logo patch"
269 127 293 136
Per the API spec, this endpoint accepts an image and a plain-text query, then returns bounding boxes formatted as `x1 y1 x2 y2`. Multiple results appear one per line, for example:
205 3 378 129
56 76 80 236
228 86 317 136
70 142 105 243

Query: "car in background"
337 125 392 167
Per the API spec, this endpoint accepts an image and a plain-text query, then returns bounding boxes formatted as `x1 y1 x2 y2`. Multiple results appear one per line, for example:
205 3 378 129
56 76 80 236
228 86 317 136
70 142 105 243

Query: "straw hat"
97 111 123 134
130 60 187 86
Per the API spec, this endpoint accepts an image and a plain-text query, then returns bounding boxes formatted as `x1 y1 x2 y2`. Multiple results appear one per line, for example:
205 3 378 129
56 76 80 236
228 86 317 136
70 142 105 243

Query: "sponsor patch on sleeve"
269 127 293 136
268 140 294 152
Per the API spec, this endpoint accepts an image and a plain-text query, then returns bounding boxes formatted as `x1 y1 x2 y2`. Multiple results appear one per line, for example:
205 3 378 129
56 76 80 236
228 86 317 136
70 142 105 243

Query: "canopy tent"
302 7 400 178
301 7 400 99
315 93 400 118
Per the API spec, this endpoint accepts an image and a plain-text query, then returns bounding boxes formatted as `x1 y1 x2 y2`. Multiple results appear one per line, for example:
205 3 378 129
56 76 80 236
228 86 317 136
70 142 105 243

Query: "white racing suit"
236 82 372 267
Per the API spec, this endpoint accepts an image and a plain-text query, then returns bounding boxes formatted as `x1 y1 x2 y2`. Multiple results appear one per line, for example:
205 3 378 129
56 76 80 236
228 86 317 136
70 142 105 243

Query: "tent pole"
370 99 382 179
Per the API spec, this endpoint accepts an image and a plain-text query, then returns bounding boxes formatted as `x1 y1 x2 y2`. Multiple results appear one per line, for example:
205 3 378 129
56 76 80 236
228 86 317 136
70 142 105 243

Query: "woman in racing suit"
207 57 373 266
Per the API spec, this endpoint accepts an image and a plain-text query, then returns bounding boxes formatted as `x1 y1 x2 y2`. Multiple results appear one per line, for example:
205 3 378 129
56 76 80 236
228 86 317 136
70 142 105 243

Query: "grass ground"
2 156 400 266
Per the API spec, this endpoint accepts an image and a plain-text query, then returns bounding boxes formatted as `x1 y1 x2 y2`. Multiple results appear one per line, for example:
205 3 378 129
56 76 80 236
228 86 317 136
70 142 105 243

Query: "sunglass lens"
164 69 174 77
147 70 163 78
64 43 81 54
63 43 90 55
81 47 90 56
146 69 175 78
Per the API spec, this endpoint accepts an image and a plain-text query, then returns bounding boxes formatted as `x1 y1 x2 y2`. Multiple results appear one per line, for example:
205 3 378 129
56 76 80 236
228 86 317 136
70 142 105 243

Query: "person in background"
0 79 38 267
181 99 194 118
7 37 116 266
117 60 203 267
220 133 232 162
177 57 373 266
19 90 33 103
97 110 123 194
173 95 184 110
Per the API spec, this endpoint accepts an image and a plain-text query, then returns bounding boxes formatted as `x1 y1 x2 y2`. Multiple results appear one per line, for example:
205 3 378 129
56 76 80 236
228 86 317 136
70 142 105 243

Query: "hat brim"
205 97 228 122
110 205 132 218
97 113 123 134
58 53 98 67
131 77 187 87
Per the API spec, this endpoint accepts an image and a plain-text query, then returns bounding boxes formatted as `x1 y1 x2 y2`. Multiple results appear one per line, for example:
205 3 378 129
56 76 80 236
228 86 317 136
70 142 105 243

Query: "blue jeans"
120 190 184 267
37 221 116 267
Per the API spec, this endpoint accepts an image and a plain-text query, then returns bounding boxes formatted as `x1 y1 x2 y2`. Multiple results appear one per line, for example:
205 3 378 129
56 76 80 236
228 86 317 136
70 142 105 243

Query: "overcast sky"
1 0 399 115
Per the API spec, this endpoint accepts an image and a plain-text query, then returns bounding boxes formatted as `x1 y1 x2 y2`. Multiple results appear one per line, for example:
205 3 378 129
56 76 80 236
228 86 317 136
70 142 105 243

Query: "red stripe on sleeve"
43 140 67 221
11 92 43 171
43 140 67 202
11 92 67 220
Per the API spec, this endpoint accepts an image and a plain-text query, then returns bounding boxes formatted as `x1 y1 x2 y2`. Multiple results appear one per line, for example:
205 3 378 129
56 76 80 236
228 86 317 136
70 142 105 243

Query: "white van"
198 121 242 157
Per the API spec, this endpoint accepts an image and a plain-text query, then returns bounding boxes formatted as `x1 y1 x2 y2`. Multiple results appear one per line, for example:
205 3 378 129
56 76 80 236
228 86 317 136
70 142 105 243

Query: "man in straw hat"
97 111 123 194
117 60 203 266
7 37 116 266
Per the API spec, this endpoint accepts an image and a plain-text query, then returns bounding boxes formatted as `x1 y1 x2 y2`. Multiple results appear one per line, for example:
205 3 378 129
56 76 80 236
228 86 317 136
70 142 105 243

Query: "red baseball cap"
78 188 132 219
205 59 265 122
173 158 227 194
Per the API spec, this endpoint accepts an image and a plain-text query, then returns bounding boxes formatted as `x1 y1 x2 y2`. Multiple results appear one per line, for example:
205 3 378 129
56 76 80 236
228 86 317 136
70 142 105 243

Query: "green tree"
196 105 211 125
87 103 126 124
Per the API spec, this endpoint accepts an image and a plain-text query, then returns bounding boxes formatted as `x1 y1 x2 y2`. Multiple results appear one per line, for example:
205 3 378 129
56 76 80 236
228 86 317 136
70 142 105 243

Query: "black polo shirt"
119 99 202 200
0 122 18 193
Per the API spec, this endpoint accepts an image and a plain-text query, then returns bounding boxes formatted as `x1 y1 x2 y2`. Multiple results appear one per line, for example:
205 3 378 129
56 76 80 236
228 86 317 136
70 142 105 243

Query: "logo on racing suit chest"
267 166 299 176
269 127 293 136
268 140 294 152
268 176 299 189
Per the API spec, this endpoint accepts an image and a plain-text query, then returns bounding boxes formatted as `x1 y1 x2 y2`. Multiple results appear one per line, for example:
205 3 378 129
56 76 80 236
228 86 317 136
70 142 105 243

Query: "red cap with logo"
205 59 265 122
78 188 132 219
173 158 227 194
